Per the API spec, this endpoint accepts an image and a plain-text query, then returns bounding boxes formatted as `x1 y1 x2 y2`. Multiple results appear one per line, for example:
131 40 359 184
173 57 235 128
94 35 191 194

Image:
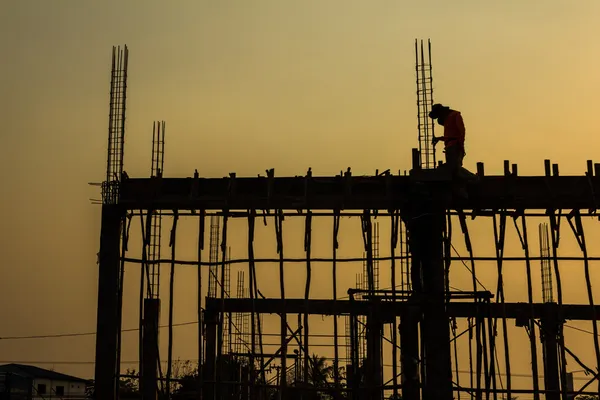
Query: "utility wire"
564 323 600 337
0 321 198 341
0 322 353 341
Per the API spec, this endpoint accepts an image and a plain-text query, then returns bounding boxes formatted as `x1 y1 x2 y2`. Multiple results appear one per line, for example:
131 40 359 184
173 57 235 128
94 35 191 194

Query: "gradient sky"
2 0 600 392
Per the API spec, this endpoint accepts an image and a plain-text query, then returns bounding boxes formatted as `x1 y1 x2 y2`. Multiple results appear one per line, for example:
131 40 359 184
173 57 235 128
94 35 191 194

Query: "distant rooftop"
0 364 89 383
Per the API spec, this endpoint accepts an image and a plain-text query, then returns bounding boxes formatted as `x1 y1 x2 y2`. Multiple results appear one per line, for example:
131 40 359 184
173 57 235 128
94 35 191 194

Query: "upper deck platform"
117 163 600 211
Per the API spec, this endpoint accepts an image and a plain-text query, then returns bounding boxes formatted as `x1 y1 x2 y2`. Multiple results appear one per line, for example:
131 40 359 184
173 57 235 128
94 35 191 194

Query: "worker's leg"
444 146 461 178
446 146 470 198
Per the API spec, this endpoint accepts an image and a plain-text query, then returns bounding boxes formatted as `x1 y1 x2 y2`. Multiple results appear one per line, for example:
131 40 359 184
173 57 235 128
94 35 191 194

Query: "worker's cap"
428 103 450 119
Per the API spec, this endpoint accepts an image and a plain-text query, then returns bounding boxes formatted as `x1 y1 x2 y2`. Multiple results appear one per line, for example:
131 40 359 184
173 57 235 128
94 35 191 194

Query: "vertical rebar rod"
118 46 128 174
415 39 421 160
428 39 436 166
148 121 165 299
165 212 178 398
105 47 116 186
420 40 430 168
303 212 312 388
197 210 205 395
516 215 540 400
333 212 341 389
105 45 129 191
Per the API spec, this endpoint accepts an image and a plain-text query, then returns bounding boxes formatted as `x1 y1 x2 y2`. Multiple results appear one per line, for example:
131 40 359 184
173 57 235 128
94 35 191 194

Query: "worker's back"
443 110 465 149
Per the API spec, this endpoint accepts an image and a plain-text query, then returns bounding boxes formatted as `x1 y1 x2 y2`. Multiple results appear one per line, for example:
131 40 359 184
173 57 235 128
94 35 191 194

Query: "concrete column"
405 199 453 400
94 205 124 400
400 306 420 400
366 309 383 400
203 311 218 400
142 298 160 400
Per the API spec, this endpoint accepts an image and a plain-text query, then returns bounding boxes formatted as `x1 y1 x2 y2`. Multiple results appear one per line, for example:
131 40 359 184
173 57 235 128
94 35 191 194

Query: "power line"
0 321 198 341
0 322 353 341
3 311 590 342
564 323 600 336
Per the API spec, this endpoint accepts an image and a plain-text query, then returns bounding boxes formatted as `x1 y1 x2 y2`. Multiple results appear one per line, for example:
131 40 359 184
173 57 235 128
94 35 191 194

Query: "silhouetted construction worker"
429 103 465 175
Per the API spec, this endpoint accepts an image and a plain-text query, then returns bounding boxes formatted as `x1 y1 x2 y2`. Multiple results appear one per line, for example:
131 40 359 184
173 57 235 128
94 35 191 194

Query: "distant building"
0 363 89 399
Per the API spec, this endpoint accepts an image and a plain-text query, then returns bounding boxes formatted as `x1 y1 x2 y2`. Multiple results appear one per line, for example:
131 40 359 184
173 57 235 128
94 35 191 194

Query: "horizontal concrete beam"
118 172 600 211
205 298 600 321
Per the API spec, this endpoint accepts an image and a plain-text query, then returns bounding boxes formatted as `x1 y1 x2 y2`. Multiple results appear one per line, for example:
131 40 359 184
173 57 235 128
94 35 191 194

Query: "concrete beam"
204 298 600 321
118 173 600 211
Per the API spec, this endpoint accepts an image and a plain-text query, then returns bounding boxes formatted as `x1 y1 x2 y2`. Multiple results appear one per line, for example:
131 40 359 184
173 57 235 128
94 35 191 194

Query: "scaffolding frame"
92 44 600 400
95 156 600 400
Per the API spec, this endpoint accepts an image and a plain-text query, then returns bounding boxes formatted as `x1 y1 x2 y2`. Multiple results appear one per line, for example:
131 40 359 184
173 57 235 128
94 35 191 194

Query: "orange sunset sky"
2 1 600 395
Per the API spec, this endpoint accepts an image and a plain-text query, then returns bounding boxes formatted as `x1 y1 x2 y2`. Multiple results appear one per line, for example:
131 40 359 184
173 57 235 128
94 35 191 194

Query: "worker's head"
428 103 452 125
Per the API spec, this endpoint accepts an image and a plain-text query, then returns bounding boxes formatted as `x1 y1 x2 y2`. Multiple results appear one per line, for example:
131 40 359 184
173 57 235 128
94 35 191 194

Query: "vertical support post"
404 197 453 400
548 210 569 400
541 304 561 400
247 211 258 400
514 214 541 399
390 210 400 399
366 305 383 400
115 215 130 400
142 298 160 400
332 211 341 392
203 310 218 400
349 292 360 399
94 205 124 400
492 213 512 399
165 212 178 399
138 212 149 389
400 306 420 400
303 212 313 391
275 210 287 399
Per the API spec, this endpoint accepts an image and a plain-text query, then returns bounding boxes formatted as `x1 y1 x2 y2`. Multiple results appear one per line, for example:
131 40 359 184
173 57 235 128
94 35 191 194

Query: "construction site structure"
93 44 600 400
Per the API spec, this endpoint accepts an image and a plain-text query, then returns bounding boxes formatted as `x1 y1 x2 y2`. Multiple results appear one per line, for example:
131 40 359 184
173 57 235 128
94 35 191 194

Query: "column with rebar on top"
95 44 129 400
402 150 453 400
